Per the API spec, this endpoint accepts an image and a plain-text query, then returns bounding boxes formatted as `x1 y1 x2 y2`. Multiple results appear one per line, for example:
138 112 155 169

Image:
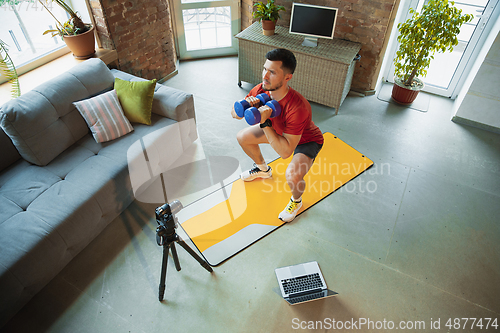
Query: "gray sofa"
0 58 197 327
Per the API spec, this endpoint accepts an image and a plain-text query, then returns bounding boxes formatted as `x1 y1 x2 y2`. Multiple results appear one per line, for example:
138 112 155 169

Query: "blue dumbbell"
244 100 281 125
234 93 271 118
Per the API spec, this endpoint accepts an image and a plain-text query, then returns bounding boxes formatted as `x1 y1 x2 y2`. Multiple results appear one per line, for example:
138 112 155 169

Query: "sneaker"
240 164 272 182
278 198 303 222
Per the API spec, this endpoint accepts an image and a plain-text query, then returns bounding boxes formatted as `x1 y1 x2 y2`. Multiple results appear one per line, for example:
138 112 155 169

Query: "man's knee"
286 169 306 194
285 166 304 186
236 126 266 146
286 157 312 185
236 128 247 145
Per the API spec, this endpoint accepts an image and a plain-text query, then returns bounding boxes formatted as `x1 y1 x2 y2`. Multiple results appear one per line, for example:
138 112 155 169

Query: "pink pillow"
74 90 134 143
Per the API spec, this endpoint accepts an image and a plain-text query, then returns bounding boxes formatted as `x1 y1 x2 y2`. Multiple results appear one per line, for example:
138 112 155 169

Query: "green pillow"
114 77 156 125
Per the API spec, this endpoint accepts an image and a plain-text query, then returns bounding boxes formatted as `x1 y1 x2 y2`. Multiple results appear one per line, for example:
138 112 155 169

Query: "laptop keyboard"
281 273 323 295
288 291 325 304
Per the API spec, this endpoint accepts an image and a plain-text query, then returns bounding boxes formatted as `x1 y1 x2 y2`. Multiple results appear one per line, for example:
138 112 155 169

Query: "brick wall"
89 0 177 81
241 0 254 30
243 0 398 92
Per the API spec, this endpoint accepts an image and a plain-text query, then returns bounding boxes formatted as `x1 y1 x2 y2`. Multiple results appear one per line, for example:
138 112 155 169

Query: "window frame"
0 0 96 84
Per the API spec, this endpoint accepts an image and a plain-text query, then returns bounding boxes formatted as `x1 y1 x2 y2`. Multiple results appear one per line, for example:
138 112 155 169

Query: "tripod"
156 201 213 301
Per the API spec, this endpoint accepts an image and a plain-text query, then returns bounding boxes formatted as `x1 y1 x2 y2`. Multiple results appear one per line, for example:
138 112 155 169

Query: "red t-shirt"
247 84 324 145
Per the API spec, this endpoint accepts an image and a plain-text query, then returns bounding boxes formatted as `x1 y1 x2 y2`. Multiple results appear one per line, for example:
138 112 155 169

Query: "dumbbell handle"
234 93 271 118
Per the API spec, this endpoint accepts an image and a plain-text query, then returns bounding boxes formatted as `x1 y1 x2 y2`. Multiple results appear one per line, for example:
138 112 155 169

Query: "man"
231 48 324 222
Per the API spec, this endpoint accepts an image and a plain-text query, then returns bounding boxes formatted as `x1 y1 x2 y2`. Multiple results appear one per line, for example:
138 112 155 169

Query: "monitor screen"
289 3 338 40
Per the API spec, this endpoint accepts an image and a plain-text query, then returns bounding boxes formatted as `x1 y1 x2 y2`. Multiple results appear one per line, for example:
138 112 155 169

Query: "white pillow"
74 90 134 143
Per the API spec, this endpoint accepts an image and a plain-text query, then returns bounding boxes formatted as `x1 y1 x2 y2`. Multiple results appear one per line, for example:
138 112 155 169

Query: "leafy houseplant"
0 39 20 99
39 0 96 59
253 0 285 36
392 0 474 104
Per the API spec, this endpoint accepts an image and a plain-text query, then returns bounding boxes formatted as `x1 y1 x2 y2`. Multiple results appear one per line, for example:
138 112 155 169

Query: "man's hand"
232 96 260 120
231 106 243 119
258 105 273 124
246 95 260 107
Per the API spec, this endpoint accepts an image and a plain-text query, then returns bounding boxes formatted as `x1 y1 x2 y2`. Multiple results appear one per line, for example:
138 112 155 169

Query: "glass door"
171 0 240 60
385 0 499 98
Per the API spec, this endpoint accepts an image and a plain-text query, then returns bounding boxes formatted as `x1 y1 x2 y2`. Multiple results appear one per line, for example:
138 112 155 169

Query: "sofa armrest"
152 85 196 123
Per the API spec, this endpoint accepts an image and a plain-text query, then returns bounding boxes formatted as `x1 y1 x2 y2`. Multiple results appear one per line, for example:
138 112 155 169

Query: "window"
182 7 232 51
172 0 239 59
0 0 91 83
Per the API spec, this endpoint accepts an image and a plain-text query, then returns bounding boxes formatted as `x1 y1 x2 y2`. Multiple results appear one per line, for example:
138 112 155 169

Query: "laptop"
275 261 338 305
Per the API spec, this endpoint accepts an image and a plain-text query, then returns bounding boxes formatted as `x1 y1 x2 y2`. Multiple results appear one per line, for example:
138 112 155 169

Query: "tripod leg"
158 243 170 301
177 240 213 272
170 242 181 271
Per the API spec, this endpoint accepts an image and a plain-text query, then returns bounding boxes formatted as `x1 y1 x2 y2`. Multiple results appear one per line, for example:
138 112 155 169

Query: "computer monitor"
289 3 338 47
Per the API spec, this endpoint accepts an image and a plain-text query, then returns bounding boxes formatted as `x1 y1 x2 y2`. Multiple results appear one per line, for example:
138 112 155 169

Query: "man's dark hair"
265 48 297 74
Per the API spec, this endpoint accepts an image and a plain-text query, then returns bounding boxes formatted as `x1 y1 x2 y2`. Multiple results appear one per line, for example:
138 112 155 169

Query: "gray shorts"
294 141 323 160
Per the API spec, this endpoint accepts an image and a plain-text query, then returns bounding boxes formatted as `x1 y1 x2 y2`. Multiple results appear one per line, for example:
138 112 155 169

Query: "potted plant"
39 0 96 59
253 0 285 36
392 0 473 104
0 39 20 99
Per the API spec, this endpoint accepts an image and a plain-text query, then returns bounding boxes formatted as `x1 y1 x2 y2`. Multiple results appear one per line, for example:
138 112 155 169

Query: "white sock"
292 195 302 203
256 163 268 171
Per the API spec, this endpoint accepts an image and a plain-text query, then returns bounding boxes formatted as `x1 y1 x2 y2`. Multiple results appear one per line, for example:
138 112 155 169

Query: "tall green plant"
0 40 21 99
39 0 88 37
394 0 474 87
253 0 285 23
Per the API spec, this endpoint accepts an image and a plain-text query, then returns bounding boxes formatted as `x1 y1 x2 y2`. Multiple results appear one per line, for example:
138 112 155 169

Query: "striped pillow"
74 90 134 143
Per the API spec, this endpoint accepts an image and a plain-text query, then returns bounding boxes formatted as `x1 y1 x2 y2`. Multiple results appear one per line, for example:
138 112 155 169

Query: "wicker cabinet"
235 22 361 114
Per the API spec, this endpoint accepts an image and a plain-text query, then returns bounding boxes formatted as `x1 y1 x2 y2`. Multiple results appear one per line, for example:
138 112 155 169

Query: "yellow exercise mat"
177 133 373 266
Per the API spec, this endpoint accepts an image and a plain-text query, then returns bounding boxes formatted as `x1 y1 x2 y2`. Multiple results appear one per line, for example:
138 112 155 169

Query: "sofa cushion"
74 89 134 143
0 59 114 166
0 211 71 290
0 166 61 214
114 78 156 125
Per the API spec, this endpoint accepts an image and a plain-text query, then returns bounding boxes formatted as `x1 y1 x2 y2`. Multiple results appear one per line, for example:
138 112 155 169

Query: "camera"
155 200 183 246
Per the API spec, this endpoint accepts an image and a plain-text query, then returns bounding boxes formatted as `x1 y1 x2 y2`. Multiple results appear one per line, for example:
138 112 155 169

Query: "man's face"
262 59 291 91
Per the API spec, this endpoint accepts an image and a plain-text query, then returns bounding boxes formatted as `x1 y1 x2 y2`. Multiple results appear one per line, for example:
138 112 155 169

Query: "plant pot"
63 25 96 60
262 20 276 36
391 77 425 105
